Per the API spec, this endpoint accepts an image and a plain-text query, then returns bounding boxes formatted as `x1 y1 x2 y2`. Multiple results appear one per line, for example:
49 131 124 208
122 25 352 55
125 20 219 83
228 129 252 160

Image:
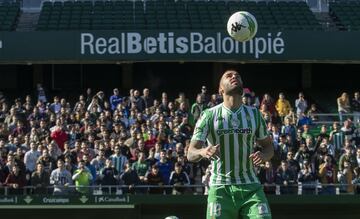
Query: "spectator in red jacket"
51 126 68 151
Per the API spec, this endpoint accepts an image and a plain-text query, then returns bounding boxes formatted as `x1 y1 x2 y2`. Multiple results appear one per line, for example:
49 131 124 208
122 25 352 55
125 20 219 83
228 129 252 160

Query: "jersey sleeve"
191 110 210 143
255 109 269 140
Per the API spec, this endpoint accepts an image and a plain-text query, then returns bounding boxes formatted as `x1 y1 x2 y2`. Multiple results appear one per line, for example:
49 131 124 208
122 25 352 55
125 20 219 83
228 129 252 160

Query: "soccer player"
187 70 274 219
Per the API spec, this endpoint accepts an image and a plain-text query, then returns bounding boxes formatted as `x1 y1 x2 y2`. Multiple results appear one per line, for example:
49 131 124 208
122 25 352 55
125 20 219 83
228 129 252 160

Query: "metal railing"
0 183 358 196
311 113 358 124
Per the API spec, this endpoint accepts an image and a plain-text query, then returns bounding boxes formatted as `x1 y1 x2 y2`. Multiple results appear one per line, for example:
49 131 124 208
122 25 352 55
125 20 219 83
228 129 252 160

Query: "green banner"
0 30 359 62
0 195 134 209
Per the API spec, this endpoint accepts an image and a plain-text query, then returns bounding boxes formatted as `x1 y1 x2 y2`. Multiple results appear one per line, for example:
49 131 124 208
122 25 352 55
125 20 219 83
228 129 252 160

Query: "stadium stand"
0 1 20 31
36 0 322 31
330 1 360 31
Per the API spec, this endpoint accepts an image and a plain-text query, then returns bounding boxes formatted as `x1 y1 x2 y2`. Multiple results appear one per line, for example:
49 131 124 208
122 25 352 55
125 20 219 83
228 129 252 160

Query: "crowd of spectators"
0 84 359 196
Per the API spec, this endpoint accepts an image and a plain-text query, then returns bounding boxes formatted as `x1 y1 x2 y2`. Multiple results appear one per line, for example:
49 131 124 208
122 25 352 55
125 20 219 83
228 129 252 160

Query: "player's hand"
201 144 220 160
249 151 265 166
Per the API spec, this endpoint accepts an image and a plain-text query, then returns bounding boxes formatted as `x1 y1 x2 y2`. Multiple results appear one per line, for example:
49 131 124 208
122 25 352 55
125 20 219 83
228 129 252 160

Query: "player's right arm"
187 141 220 162
187 110 220 162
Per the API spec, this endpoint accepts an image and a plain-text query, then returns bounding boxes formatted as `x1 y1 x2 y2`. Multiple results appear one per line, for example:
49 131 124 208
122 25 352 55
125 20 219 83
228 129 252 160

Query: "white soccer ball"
227 11 258 42
164 216 179 219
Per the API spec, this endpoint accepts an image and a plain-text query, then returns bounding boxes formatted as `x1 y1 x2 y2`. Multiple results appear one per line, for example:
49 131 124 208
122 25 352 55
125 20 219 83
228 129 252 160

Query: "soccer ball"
164 216 179 219
227 11 258 42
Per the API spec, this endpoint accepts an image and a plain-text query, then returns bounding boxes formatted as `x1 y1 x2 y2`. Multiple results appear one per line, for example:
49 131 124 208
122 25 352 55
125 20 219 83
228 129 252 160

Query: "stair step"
16 12 40 32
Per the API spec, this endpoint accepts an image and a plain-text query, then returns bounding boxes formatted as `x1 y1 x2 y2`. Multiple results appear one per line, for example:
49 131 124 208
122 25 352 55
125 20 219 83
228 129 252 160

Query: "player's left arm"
250 137 274 166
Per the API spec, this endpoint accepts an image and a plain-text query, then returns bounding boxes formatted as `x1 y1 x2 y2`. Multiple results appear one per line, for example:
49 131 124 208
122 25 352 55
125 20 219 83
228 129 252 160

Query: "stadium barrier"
0 192 359 219
0 183 357 195
312 113 358 124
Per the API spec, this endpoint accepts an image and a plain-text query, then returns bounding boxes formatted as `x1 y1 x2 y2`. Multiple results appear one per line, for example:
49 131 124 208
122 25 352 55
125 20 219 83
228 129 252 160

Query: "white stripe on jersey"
246 106 260 184
222 108 231 184
213 108 222 185
233 114 241 184
240 109 251 184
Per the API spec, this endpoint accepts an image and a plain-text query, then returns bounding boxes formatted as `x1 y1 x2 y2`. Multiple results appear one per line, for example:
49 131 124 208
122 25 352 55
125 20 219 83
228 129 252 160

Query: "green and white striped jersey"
191 103 269 185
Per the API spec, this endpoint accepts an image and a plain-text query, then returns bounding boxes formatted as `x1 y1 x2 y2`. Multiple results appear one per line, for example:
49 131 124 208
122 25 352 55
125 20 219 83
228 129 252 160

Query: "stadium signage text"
80 32 285 59
0 197 17 203
95 196 129 203
42 197 70 204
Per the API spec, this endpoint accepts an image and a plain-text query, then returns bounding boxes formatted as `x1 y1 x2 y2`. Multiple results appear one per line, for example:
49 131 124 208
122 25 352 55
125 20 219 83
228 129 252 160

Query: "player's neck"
223 95 242 111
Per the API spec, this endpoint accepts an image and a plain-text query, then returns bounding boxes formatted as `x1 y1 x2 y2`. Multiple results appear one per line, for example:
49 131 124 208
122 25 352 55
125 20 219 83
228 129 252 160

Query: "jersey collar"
222 103 243 114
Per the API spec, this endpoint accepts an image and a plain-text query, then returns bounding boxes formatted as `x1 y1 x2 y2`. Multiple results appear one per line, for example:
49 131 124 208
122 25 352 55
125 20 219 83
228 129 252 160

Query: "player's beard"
225 84 243 96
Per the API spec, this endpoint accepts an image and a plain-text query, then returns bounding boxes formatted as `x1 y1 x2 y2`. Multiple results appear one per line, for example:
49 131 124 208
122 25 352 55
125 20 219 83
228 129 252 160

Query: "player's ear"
218 87 223 96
